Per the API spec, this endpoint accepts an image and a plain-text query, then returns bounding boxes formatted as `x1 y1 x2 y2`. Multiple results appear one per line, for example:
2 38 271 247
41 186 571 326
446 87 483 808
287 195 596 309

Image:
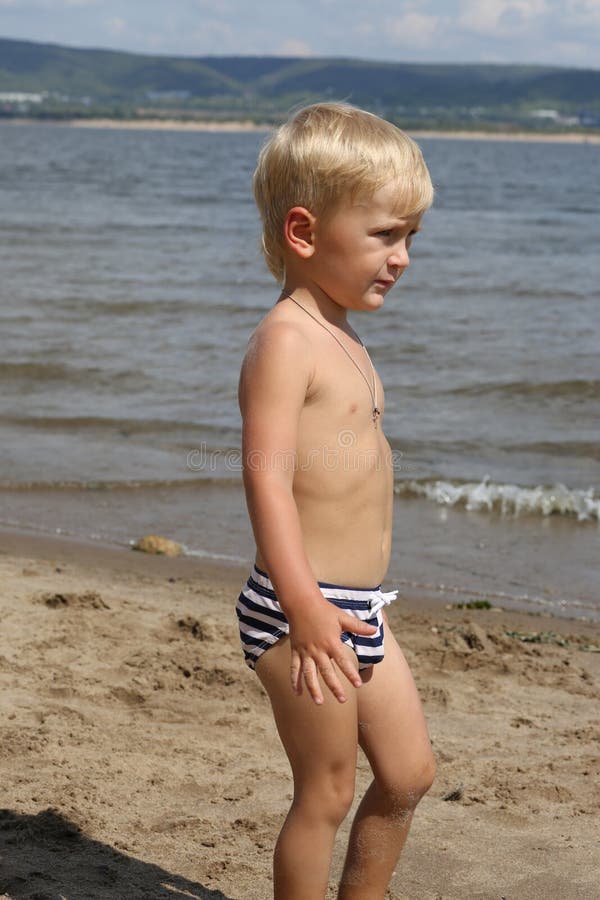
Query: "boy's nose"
389 241 410 269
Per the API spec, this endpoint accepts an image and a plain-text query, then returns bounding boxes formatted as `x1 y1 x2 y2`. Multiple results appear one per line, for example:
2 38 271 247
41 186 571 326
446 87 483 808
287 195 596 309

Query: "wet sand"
0 528 599 899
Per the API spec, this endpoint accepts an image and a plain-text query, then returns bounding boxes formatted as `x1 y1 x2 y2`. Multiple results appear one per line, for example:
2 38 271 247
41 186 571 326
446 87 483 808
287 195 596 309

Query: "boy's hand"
287 600 377 705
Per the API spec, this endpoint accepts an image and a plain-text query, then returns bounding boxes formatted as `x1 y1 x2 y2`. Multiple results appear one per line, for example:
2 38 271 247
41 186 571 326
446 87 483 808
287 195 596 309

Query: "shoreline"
2 524 599 636
2 476 599 623
4 116 600 143
411 128 600 144
1 523 598 898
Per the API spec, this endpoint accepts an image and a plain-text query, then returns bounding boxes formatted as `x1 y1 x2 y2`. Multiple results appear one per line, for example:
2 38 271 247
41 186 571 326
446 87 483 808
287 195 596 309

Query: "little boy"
236 102 436 899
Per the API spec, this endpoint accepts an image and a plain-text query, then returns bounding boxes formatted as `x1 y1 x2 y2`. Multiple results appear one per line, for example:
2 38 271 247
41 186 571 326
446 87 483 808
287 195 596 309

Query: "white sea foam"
395 476 600 521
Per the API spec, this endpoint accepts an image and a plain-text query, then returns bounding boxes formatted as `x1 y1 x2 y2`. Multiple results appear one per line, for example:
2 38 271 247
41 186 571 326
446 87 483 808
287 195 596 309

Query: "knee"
381 751 437 813
320 770 356 826
415 752 437 799
331 783 356 827
408 750 437 804
295 769 355 828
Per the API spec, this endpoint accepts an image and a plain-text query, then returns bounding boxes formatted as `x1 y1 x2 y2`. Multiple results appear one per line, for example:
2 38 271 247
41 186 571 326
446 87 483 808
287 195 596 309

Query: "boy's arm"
239 321 376 705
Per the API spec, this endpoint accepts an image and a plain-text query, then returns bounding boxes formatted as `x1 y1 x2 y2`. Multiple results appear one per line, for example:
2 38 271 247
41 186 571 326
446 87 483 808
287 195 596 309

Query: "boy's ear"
283 207 316 259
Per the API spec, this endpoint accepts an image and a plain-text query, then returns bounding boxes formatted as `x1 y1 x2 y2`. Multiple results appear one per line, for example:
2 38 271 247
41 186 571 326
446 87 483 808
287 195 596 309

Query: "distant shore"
68 117 271 133
8 117 599 143
411 128 600 144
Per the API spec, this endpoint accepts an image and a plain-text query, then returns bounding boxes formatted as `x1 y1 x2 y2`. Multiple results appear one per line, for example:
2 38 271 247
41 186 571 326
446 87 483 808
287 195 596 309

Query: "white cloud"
563 0 600 24
0 0 97 6
459 0 549 35
352 21 376 38
0 0 598 67
385 10 443 46
551 37 600 64
195 19 235 41
182 20 236 53
279 39 313 56
105 16 126 36
192 0 235 9
138 34 157 50
22 0 98 5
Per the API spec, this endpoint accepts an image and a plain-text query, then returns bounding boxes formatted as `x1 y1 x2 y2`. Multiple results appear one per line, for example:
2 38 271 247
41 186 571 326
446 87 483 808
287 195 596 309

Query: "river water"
1 122 598 619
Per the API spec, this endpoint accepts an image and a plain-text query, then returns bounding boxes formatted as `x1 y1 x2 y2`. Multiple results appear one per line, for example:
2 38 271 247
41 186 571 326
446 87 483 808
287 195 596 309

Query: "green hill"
0 37 598 129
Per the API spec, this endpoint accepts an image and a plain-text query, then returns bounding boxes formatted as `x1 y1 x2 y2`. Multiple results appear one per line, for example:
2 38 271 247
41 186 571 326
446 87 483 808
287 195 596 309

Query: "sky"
1 0 599 68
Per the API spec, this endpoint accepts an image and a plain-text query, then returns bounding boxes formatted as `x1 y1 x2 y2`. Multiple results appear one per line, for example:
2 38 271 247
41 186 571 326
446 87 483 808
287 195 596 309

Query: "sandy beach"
67 118 271 133
0 529 598 899
19 118 594 143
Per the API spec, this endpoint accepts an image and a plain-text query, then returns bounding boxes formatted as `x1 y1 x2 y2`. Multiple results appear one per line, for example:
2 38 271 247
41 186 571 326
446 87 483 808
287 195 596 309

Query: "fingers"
301 658 325 705
290 650 302 696
339 613 378 636
292 651 361 705
288 609 377 705
332 651 363 692
314 657 350 704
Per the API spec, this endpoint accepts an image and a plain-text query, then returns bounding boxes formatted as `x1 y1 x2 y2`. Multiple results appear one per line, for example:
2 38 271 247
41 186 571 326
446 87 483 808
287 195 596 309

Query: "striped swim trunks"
236 565 398 671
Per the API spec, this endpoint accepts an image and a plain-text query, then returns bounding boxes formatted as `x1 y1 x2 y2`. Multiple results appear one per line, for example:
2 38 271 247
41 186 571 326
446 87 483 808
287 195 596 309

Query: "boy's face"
308 181 422 313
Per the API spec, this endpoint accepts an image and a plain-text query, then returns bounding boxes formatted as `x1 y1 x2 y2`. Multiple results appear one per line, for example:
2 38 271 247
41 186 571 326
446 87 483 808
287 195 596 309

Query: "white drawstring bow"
367 589 398 615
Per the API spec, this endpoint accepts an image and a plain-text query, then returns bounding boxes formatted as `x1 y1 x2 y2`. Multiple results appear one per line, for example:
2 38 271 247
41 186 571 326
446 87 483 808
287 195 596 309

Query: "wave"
395 476 600 521
440 284 588 302
500 440 600 461
0 361 89 381
3 473 598 522
388 435 600 462
2 297 267 318
0 475 241 491
0 413 230 437
0 221 212 237
434 378 600 401
0 361 150 389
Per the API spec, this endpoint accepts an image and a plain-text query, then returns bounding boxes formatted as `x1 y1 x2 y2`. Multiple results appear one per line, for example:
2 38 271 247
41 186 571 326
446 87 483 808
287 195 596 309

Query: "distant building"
530 108 580 127
579 109 600 127
145 90 191 101
530 108 560 120
0 92 46 103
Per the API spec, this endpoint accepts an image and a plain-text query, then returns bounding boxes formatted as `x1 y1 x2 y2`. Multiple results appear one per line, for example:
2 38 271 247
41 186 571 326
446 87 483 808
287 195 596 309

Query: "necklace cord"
280 291 381 426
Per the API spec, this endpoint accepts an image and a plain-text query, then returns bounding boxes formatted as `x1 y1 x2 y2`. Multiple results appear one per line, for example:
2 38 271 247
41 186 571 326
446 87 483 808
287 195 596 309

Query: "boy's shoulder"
239 304 317 405
246 303 314 358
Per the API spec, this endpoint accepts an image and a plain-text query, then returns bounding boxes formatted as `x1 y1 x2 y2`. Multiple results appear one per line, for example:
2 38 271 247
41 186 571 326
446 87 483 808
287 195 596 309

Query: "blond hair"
253 101 434 282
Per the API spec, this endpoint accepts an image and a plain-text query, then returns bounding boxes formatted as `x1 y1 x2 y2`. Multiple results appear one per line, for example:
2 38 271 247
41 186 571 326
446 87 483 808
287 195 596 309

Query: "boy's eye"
375 227 421 242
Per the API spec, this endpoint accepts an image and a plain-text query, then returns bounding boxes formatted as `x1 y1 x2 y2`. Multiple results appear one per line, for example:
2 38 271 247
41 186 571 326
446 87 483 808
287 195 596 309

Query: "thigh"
256 635 360 786
356 627 434 788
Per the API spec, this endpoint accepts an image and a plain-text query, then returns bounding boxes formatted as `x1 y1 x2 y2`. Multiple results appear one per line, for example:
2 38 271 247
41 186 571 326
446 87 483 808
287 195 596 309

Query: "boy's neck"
280 283 348 328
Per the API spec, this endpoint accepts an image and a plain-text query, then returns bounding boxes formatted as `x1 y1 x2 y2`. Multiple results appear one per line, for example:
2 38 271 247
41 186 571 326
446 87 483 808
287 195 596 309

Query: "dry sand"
57 119 600 143
410 130 600 144
0 529 599 899
66 118 271 133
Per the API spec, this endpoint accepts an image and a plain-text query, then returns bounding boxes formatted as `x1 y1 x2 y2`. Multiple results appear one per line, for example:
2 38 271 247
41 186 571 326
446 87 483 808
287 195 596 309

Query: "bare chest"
298 345 386 459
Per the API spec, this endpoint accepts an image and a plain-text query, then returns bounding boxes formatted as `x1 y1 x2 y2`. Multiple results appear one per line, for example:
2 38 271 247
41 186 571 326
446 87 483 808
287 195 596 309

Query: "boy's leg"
256 636 360 900
338 627 436 900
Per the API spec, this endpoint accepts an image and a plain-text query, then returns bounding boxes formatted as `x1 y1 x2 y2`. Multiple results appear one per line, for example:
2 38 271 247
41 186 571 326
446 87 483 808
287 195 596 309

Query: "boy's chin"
362 291 387 310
